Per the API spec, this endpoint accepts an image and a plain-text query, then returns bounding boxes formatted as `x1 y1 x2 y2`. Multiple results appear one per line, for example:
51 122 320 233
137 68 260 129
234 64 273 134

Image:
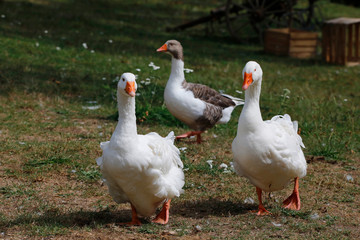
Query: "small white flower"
71 169 77 173
113 76 120 82
102 77 106 81
140 80 145 84
345 174 354 182
44 30 48 34
90 50 95 53
135 93 141 96
184 68 194 73
179 147 187 152
283 88 291 94
82 43 88 49
344 99 348 102
148 62 160 70
271 222 282 227
213 134 217 138
97 125 102 129
18 141 26 145
310 213 320 220
1 14 5 18
206 160 213 169
230 162 235 170
136 68 141 72
35 42 39 47
99 132 103 137
219 163 228 169
108 39 113 43
183 168 189 172
145 81 150 85
243 197 255 204
56 46 61 51
82 105 101 110
151 91 155 95
236 90 243 94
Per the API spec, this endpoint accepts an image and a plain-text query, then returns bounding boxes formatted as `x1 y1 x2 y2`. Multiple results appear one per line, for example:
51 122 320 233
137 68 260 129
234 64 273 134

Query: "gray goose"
157 40 244 143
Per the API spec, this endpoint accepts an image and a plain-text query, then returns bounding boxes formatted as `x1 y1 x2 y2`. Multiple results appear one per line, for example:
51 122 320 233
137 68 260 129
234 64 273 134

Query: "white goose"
96 73 185 225
157 40 244 143
232 61 307 215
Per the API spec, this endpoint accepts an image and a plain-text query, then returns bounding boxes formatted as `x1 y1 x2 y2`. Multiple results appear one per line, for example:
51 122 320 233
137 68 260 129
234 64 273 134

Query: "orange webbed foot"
283 177 301 210
152 199 171 225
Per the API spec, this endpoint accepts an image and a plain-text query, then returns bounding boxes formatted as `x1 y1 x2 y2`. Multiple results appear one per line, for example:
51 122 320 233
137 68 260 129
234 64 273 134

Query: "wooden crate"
264 28 318 59
322 17 360 66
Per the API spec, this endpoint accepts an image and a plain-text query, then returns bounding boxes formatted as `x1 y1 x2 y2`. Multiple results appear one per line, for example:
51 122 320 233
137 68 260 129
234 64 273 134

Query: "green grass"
1 0 360 239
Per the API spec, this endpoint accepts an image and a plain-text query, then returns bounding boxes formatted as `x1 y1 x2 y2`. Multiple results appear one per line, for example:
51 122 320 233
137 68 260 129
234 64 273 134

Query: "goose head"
157 40 184 61
118 72 137 97
242 61 263 90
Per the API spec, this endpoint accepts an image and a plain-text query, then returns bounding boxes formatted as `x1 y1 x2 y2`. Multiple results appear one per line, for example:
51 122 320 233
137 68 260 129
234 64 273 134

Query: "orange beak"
157 43 168 52
242 72 253 90
125 81 136 97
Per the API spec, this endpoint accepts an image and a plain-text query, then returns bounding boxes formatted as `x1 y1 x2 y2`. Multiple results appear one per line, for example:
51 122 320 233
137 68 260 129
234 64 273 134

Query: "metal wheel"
225 0 295 42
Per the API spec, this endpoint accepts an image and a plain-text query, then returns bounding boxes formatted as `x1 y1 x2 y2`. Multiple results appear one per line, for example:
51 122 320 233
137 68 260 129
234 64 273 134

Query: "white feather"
232 61 307 192
97 73 184 217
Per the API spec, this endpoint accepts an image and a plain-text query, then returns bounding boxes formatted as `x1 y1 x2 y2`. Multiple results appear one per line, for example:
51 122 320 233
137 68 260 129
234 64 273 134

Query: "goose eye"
122 78 125 82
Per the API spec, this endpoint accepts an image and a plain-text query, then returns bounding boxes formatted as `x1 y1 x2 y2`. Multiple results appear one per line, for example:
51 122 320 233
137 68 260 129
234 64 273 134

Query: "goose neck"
110 93 137 143
239 82 263 130
168 58 185 85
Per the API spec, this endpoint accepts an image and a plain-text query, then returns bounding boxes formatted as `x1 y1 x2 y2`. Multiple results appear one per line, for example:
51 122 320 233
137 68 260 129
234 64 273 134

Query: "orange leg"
256 187 270 215
176 131 204 144
283 177 301 210
120 204 141 226
152 199 171 224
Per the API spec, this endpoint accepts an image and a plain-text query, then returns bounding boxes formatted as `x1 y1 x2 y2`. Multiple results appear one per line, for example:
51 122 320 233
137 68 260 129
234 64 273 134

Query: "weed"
76 167 101 182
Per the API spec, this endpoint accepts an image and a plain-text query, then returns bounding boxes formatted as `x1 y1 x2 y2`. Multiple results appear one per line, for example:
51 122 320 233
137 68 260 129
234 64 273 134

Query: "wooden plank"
267 28 290 34
289 46 316 53
342 25 347 65
329 24 335 63
289 52 315 58
356 23 360 61
336 25 342 64
290 32 317 40
348 24 353 59
322 24 330 62
290 39 317 47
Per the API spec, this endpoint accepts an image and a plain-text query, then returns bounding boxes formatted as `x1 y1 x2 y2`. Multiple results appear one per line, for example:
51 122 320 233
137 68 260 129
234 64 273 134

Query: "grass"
0 0 360 239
